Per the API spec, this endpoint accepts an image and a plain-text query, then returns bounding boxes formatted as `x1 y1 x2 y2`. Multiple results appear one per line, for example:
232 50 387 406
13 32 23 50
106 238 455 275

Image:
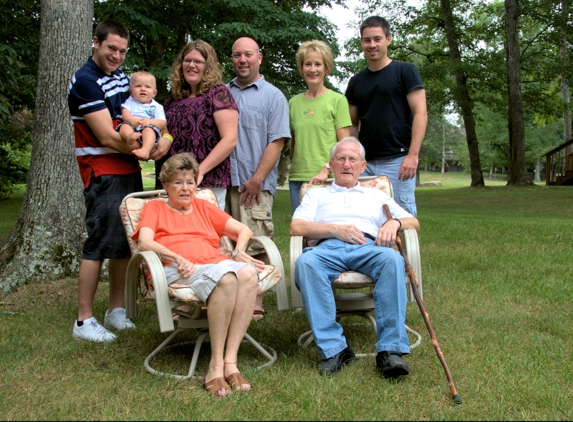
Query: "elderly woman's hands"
233 251 266 273
174 255 196 277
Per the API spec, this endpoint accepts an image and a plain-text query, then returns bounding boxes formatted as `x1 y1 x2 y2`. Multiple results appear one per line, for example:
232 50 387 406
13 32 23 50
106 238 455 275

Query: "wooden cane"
383 205 462 404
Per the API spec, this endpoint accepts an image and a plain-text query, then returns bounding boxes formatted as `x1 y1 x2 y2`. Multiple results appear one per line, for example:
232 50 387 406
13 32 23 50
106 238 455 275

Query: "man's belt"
315 232 375 246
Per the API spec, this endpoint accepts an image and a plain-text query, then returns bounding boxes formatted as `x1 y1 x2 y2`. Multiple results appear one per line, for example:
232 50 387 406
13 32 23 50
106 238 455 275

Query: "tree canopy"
347 0 571 184
95 0 345 100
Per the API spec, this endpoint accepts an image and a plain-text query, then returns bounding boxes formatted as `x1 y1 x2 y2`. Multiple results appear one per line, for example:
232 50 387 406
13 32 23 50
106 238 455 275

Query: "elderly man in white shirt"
290 137 419 377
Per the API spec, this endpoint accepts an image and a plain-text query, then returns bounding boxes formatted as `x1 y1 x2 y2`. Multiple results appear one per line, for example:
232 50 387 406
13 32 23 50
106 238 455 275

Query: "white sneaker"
104 307 136 331
73 317 117 342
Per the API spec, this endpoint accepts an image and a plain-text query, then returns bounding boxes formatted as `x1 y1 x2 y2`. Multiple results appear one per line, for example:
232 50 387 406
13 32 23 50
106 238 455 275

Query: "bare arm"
376 216 419 247
349 104 360 138
84 109 138 154
137 226 196 278
139 118 167 130
239 137 286 209
222 218 265 271
149 134 171 161
309 126 351 185
121 108 140 127
290 219 366 244
197 108 238 186
292 215 419 248
336 126 351 141
399 88 427 180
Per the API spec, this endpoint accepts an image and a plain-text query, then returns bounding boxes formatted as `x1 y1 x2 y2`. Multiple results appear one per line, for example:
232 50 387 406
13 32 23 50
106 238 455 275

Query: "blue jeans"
295 238 410 359
363 157 417 217
289 181 306 215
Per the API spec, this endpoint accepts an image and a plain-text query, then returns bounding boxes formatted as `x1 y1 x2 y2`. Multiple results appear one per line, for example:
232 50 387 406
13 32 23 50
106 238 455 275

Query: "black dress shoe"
376 351 410 378
318 344 356 375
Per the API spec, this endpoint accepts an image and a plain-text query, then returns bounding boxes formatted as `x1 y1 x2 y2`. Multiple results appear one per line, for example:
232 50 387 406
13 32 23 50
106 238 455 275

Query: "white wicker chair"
289 176 423 355
120 188 288 379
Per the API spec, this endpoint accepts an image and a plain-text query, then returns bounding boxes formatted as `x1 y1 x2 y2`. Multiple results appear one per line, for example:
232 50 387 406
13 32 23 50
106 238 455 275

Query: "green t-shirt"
289 90 352 181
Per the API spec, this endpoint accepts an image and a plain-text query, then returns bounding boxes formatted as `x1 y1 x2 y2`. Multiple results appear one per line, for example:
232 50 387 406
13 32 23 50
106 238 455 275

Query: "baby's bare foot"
133 148 150 161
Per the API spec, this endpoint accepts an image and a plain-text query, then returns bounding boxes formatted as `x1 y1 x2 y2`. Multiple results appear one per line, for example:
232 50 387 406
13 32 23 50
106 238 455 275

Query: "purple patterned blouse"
164 84 238 188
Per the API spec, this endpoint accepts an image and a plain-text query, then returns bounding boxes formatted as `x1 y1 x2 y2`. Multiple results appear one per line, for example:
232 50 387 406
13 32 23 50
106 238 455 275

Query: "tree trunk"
534 158 541 182
441 120 446 177
561 1 572 149
505 0 533 186
0 0 94 291
440 0 485 187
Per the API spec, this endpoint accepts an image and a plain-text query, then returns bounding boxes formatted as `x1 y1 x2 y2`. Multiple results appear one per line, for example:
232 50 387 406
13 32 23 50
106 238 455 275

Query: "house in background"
544 138 573 186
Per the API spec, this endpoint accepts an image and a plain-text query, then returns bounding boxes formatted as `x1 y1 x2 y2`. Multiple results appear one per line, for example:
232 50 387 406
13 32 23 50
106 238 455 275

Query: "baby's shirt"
122 96 166 122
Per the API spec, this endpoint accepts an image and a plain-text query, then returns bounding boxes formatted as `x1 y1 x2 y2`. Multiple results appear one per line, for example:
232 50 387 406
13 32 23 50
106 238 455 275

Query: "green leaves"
95 0 341 100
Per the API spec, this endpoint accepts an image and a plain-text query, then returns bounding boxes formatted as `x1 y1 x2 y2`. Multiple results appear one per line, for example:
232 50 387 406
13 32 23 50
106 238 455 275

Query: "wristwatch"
323 162 331 170
231 249 243 260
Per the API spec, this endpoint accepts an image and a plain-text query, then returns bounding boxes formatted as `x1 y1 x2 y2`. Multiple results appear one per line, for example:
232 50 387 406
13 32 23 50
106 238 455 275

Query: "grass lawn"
0 171 571 420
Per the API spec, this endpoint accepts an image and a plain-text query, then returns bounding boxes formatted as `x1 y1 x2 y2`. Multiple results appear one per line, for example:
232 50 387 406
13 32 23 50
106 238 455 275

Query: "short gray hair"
159 152 199 186
330 137 366 160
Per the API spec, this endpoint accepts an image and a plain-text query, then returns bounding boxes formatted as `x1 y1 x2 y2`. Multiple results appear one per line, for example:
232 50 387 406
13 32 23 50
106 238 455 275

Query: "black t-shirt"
345 60 424 160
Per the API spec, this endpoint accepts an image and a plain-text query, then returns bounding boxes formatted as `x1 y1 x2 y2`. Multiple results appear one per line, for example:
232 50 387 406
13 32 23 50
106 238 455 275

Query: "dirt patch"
0 277 80 310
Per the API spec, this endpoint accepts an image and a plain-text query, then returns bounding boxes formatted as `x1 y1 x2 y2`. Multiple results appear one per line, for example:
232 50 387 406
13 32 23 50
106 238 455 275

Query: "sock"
77 320 84 327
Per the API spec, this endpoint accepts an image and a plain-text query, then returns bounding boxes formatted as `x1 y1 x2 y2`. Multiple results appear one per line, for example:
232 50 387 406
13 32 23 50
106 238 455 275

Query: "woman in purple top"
165 40 238 208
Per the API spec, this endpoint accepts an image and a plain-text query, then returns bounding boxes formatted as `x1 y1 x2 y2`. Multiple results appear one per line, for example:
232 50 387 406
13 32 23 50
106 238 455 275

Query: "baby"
118 71 166 161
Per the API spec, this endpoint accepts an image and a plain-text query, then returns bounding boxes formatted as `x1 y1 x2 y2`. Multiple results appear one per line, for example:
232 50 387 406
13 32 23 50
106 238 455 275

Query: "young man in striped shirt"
68 20 169 342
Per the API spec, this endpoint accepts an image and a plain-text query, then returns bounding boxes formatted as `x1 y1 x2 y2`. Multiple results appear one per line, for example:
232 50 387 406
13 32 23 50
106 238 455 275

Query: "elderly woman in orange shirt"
132 153 264 397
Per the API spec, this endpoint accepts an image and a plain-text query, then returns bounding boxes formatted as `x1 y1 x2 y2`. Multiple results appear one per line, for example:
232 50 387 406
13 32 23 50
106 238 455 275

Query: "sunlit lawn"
0 170 571 420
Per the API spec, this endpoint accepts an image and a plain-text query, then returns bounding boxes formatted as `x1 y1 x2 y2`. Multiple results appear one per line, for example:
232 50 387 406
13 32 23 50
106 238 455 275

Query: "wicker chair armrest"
249 236 289 311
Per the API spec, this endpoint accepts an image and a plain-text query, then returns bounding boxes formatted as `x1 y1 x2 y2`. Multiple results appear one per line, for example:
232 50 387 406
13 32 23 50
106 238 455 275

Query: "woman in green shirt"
289 40 351 213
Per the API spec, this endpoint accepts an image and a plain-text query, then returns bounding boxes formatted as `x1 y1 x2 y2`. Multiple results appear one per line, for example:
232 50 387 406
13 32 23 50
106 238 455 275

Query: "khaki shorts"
163 260 253 303
226 187 274 256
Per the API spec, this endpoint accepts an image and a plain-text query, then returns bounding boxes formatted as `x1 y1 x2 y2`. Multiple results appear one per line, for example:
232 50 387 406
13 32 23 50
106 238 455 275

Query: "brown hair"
170 40 223 100
159 153 200 187
360 16 391 38
94 20 129 43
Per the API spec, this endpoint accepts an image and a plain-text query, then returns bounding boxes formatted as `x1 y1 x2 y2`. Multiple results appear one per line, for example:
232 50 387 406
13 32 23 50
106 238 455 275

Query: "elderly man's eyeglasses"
335 156 360 164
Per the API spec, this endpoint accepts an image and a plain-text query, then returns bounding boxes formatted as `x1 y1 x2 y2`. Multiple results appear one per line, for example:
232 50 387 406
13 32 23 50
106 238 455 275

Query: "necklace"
166 201 193 215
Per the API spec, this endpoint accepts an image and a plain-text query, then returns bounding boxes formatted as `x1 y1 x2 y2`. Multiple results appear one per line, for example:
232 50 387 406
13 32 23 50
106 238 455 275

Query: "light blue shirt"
227 75 290 196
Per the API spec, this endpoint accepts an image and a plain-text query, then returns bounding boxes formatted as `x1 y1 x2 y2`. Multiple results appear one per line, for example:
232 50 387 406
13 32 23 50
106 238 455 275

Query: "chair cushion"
333 271 374 288
299 175 393 202
146 264 282 304
298 176 391 290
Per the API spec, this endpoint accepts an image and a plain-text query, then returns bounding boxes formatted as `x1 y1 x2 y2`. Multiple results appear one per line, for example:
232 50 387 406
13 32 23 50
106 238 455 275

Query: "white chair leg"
143 328 206 381
243 332 277 371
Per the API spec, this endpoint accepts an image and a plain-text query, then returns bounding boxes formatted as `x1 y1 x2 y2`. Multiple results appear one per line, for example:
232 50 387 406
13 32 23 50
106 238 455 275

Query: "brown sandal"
225 372 252 391
203 377 230 397
252 309 265 321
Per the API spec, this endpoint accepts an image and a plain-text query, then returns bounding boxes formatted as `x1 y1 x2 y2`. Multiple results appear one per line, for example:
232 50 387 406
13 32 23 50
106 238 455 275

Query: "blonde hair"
170 40 223 100
129 71 156 88
296 40 334 76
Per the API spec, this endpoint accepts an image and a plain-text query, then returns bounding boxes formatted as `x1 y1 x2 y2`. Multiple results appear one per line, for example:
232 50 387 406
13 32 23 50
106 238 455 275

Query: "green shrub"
0 109 32 199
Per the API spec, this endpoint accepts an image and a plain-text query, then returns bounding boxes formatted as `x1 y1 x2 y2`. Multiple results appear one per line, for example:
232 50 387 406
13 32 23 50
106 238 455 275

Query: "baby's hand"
137 118 148 127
